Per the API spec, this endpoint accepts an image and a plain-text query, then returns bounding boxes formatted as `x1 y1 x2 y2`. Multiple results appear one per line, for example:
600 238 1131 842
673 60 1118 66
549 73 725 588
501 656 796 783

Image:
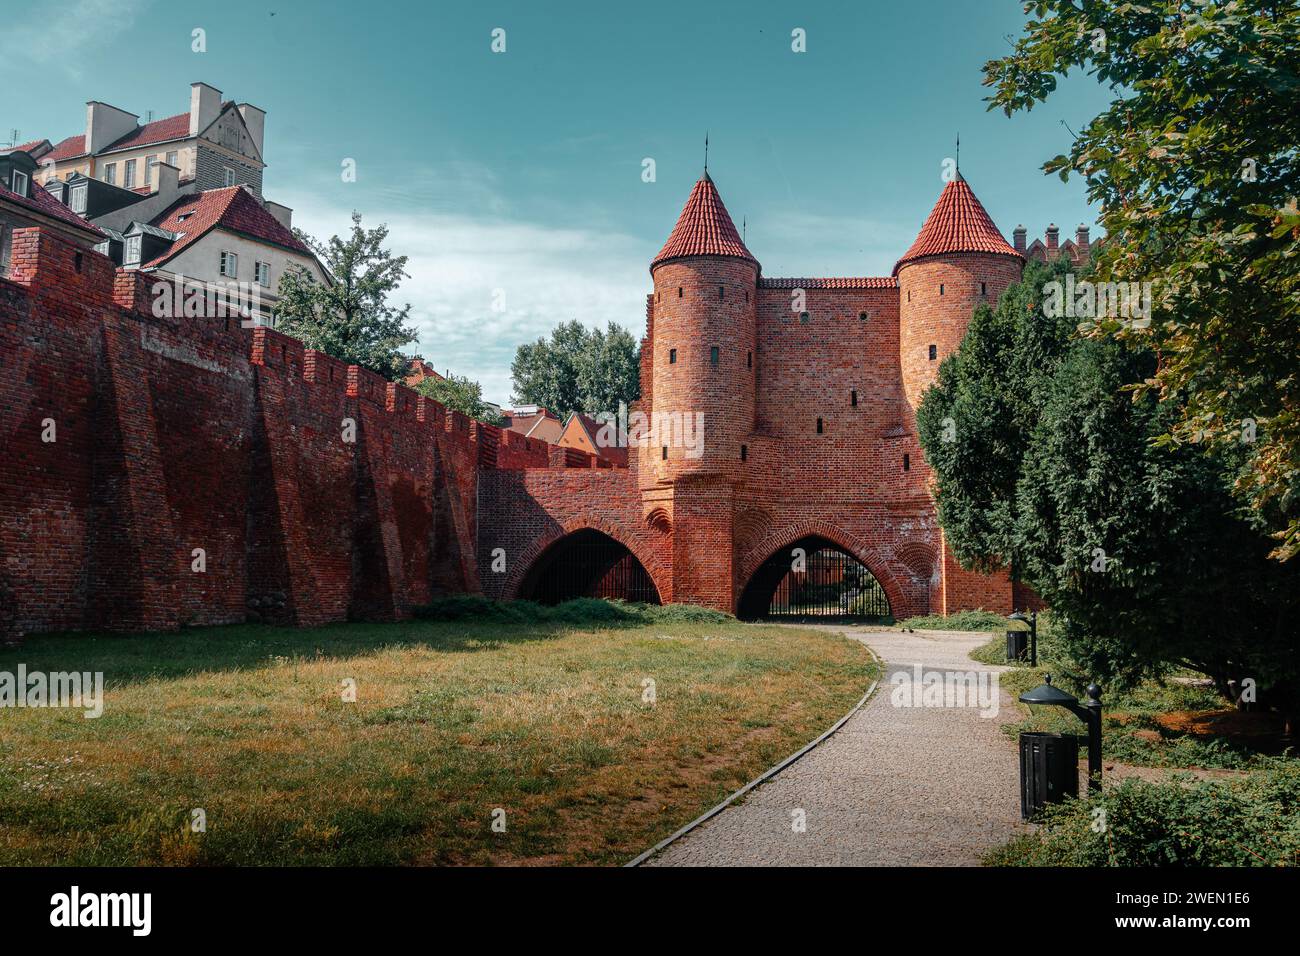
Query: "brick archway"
737 519 913 620
501 517 670 605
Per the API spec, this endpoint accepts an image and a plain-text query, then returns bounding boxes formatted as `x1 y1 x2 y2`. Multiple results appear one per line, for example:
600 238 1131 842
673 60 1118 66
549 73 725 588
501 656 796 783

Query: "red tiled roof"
893 174 1021 274
39 101 236 164
760 277 898 289
652 172 757 270
569 413 628 466
102 111 191 153
3 140 50 156
0 179 104 238
44 135 87 162
404 359 445 387
140 186 311 269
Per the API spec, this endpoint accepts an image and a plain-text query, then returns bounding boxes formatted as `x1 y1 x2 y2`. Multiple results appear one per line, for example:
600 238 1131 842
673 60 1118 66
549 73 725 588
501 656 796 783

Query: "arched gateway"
516 529 661 605
738 535 892 621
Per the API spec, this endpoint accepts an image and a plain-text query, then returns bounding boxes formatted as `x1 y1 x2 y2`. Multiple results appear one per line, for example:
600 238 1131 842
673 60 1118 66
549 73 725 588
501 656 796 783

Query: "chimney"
189 83 222 137
1012 224 1027 253
237 103 266 157
1075 223 1090 254
264 200 293 231
85 101 138 154
1045 223 1059 258
154 161 181 199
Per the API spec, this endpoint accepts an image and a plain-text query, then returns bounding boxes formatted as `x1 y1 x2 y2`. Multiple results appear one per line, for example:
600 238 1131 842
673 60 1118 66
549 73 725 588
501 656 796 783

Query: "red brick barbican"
0 166 1058 641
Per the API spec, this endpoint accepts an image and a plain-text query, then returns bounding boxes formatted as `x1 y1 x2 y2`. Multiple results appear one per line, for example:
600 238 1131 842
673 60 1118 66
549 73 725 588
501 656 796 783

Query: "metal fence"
766 548 891 619
526 533 659 605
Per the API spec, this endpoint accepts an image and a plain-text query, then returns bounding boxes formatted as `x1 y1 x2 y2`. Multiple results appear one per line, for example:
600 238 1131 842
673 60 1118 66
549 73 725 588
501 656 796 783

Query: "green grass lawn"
0 608 877 866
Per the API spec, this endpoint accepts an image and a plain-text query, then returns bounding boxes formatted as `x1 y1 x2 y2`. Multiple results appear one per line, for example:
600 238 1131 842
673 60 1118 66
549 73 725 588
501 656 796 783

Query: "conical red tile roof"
893 174 1021 275
652 172 757 270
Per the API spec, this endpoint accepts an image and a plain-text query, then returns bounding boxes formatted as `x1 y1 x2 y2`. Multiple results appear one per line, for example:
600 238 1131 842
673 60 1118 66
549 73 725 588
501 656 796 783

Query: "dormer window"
124 235 142 265
10 170 28 197
176 212 194 223
69 183 87 214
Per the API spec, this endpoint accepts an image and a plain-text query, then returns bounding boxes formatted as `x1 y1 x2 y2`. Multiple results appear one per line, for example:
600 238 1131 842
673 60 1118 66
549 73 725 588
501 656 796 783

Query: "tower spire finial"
704 131 709 174
955 132 960 173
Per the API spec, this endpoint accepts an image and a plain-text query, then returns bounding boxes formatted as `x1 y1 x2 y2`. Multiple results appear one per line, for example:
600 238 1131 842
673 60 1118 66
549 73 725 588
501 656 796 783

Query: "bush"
988 759 1300 866
409 597 731 627
409 596 537 622
901 610 1011 632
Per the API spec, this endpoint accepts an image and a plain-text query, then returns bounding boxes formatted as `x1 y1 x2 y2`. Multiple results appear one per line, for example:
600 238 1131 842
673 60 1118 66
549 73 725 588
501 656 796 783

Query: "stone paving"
645 627 1028 866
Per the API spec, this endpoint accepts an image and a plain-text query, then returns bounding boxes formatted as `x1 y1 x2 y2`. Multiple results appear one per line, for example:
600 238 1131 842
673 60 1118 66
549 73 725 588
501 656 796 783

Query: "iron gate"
766 548 891 619
524 530 660 605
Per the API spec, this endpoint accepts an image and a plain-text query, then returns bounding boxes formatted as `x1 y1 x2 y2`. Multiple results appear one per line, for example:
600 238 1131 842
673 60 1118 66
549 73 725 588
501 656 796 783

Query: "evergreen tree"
917 263 1299 716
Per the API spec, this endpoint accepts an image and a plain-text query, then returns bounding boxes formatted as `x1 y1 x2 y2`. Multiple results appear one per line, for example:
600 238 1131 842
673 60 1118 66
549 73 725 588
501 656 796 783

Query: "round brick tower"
648 171 759 482
895 172 1024 416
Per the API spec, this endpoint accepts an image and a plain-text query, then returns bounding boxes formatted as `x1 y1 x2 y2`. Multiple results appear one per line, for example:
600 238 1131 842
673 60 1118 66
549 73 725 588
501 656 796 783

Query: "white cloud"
276 187 651 406
271 169 918 406
0 0 148 76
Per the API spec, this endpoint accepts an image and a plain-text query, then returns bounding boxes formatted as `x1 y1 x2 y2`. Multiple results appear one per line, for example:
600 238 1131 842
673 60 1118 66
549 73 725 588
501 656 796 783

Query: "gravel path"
644 627 1028 866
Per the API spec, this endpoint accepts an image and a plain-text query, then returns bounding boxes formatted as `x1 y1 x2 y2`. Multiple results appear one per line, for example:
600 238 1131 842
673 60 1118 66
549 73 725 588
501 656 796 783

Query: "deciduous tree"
984 0 1300 559
276 212 417 380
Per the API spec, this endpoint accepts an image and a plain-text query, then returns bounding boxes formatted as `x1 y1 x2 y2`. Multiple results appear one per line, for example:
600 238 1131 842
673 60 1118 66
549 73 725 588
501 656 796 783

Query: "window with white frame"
10 170 28 197
255 261 270 287
223 167 235 187
103 163 117 185
166 150 178 168
69 183 87 214
146 156 158 186
0 222 10 275
220 250 238 277
123 159 136 188
124 235 142 265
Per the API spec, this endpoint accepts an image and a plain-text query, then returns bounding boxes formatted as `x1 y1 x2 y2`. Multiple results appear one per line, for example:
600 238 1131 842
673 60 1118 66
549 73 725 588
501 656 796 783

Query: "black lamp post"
1019 675 1103 792
1008 609 1037 666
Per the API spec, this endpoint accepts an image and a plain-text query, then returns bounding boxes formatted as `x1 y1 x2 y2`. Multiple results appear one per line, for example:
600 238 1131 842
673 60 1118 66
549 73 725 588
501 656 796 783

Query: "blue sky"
2 0 1113 403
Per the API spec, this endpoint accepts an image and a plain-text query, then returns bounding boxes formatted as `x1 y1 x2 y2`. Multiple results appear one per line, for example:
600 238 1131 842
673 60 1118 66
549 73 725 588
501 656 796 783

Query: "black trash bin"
1019 731 1079 819
1006 629 1028 662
